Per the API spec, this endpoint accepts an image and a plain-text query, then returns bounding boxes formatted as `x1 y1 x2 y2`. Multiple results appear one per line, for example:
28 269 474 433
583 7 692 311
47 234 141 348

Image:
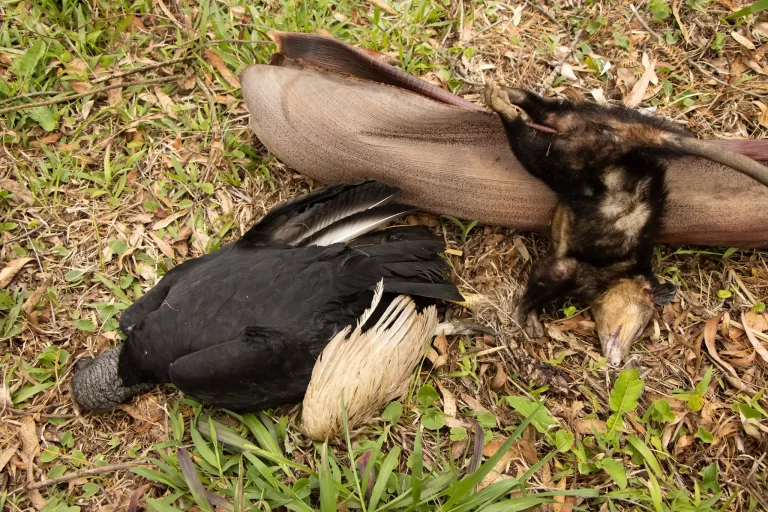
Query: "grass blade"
369 446 401 511
479 497 555 512
411 425 424 506
380 470 456 510
442 404 542 509
726 0 768 19
319 441 338 512
625 435 662 478
176 448 214 512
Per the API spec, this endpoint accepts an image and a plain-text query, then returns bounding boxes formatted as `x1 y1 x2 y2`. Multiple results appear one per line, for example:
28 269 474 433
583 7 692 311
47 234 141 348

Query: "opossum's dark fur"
487 85 678 337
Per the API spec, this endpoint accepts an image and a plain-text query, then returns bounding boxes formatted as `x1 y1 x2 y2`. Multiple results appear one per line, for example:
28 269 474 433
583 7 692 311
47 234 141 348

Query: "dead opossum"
485 81 768 364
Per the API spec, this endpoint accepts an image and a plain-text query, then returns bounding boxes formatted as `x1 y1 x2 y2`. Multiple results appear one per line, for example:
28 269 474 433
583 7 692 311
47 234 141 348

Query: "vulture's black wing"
168 325 317 411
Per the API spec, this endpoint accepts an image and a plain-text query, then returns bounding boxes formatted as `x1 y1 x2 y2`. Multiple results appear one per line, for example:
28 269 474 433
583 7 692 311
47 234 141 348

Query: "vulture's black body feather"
72 181 462 412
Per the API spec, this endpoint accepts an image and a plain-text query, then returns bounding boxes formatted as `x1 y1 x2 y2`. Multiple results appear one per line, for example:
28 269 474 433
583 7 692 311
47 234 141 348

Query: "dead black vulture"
72 181 463 436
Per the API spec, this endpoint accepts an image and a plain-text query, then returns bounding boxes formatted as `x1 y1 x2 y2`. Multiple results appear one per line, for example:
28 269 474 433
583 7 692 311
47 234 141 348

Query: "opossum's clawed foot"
484 79 518 122
513 306 545 341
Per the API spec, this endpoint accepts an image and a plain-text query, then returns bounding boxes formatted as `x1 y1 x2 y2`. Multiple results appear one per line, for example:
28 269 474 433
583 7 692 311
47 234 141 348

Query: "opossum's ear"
646 283 677 306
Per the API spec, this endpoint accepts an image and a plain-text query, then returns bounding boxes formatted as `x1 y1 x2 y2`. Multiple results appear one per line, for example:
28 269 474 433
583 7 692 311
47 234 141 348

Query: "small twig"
530 2 560 26
92 56 195 84
6 407 75 419
27 462 150 490
629 4 663 43
543 28 584 88
688 59 766 99
0 91 60 107
0 76 177 116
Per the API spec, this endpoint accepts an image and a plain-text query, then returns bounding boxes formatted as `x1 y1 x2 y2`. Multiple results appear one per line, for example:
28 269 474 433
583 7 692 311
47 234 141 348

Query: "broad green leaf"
75 319 96 332
450 427 467 441
40 445 61 463
475 411 497 428
614 33 630 50
648 0 671 20
554 430 574 453
15 40 46 75
64 270 85 282
694 427 714 444
381 401 402 423
609 369 644 414
699 462 721 493
417 384 439 406
709 32 728 50
28 107 58 132
643 399 675 424
600 458 628 489
81 483 100 497
109 240 128 255
421 407 444 430
505 396 557 433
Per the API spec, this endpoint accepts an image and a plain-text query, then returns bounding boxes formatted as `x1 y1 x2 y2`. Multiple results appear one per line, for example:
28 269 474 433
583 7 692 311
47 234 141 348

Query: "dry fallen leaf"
552 476 570 512
490 362 507 391
703 314 739 378
624 55 657 108
368 0 397 15
151 208 190 230
436 381 457 417
154 87 179 120
70 81 92 94
0 178 35 206
460 393 487 412
742 311 768 365
22 277 52 323
204 49 241 89
576 418 607 434
150 233 176 260
732 31 756 51
433 333 449 355
0 257 34 289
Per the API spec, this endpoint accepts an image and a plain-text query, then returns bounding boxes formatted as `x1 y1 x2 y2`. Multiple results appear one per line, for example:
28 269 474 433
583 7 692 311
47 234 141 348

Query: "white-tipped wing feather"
302 280 437 440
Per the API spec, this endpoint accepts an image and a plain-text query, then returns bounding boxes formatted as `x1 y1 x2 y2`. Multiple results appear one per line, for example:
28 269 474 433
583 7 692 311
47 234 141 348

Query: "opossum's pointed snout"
71 345 151 411
592 278 656 365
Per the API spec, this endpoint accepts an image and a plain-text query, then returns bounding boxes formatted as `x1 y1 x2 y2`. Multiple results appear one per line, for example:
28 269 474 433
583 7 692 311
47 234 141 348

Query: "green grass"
2 0 768 511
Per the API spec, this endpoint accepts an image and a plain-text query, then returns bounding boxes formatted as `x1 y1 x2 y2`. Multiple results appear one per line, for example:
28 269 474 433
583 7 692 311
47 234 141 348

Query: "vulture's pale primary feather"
306 204 416 247
302 280 437 440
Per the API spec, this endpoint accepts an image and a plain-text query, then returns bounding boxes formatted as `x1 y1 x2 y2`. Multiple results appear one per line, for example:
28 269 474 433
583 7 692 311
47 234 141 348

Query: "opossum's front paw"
524 311 545 340
513 307 545 340
484 79 517 121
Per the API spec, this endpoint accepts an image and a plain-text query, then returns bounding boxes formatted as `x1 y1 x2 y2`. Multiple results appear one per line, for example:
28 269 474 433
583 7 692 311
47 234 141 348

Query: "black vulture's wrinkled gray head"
71 345 151 411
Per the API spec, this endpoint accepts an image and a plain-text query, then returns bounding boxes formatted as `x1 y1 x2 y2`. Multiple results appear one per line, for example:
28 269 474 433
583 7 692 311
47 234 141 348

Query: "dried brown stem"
92 56 195 84
0 76 177 116
27 462 149 490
